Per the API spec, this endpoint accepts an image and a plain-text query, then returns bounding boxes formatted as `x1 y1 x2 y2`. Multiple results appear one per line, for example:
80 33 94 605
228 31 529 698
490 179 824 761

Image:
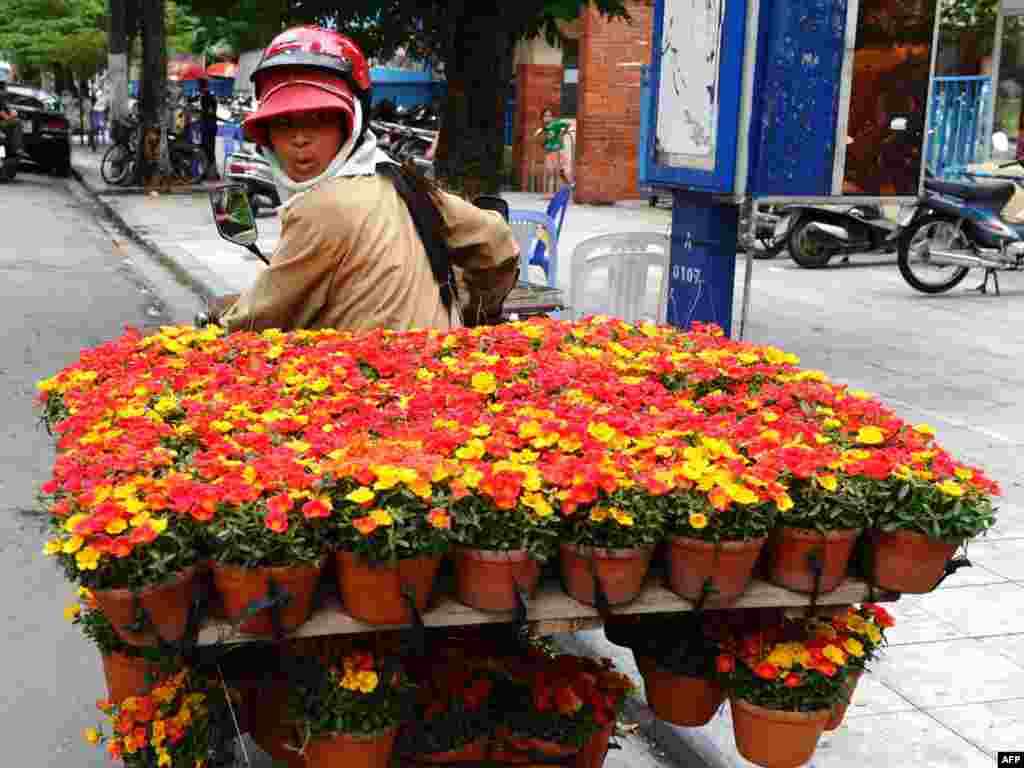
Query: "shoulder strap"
376 162 459 314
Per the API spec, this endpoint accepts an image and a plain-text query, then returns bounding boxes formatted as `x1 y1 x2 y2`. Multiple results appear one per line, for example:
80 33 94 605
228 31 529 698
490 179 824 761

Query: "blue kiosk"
642 0 940 337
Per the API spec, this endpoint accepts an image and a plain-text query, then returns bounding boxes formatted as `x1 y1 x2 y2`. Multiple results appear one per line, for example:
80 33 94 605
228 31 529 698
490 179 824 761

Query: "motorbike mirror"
993 131 1010 153
889 117 908 131
210 184 259 248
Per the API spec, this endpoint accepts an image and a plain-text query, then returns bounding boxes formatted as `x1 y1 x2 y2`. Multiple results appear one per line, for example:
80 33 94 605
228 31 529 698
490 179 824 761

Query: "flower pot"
248 677 304 768
101 651 169 703
574 725 613 768
768 527 862 594
453 547 541 613
506 735 579 759
730 698 830 768
666 536 767 605
92 566 199 647
869 530 962 594
336 551 442 625
825 670 864 731
635 654 724 727
416 737 491 763
560 543 654 606
212 561 322 637
305 727 398 768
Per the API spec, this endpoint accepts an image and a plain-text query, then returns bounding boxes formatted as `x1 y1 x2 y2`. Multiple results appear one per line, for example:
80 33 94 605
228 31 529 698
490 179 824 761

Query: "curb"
71 164 223 305
556 630 735 768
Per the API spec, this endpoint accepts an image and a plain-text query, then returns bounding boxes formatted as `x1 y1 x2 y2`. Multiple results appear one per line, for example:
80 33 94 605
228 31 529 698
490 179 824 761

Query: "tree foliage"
0 0 108 81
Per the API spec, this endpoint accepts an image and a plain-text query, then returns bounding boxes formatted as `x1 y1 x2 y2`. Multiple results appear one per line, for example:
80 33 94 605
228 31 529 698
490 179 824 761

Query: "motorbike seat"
926 179 1016 207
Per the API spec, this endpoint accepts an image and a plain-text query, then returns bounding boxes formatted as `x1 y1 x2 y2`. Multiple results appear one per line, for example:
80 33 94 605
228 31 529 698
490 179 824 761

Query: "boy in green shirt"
534 106 573 194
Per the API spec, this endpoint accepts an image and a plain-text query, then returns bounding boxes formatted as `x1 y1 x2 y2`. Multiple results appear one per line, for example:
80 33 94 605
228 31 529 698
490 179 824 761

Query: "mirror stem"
248 244 269 265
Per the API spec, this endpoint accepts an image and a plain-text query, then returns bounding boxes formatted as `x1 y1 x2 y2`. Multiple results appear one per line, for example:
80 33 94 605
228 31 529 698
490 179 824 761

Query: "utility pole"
107 0 129 127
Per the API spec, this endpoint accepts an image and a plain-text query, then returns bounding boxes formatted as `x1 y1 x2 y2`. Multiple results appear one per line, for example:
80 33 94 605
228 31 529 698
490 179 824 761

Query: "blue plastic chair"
531 185 571 271
509 210 560 287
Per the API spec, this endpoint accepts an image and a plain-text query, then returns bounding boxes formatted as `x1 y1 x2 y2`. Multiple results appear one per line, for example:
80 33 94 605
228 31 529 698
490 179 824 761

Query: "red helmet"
243 26 372 146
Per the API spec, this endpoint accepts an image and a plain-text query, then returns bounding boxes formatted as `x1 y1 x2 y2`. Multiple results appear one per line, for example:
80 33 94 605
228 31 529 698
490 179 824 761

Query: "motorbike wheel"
172 147 208 184
1 159 17 181
897 215 971 294
787 215 836 268
101 144 133 186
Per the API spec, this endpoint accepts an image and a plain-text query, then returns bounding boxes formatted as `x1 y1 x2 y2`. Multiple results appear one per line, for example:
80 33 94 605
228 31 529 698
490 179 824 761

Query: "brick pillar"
515 63 563 192
575 0 654 204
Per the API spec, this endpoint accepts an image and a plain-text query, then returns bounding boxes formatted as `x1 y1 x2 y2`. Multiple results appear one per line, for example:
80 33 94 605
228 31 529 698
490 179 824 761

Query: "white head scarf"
264 98 396 206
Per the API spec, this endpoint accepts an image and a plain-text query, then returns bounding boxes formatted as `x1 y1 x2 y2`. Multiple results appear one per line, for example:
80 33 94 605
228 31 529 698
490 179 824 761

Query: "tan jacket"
220 174 519 333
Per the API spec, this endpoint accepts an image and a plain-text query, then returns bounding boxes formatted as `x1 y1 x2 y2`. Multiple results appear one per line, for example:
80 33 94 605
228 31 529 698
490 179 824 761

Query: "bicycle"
100 116 210 186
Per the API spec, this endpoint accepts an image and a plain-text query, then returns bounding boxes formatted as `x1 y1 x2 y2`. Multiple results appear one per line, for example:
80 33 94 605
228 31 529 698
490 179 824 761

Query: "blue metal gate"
926 75 992 179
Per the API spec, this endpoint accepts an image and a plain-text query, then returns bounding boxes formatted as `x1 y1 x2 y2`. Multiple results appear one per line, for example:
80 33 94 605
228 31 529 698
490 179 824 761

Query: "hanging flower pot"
305 727 398 768
767 527 862 594
101 651 169 703
666 536 767 605
92 566 199 647
560 543 654 606
635 654 724 727
453 547 542 612
825 670 864 731
573 725 614 768
212 560 323 636
730 698 830 768
869 530 961 593
336 551 442 625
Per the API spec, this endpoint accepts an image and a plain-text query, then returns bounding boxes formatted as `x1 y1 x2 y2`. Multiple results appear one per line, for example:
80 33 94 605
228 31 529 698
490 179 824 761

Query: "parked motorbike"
776 202 911 268
224 144 279 216
0 124 18 181
897 132 1024 296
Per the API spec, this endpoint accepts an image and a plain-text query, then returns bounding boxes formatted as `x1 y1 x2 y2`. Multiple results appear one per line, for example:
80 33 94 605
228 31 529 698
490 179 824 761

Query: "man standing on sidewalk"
198 78 219 179
0 77 22 158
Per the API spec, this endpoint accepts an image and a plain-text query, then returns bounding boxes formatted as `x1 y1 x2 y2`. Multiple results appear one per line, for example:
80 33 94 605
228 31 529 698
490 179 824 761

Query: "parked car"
4 84 71 176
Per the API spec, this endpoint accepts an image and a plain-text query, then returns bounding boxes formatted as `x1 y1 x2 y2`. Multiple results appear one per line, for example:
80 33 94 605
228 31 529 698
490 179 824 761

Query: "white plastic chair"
568 233 670 324
509 210 560 287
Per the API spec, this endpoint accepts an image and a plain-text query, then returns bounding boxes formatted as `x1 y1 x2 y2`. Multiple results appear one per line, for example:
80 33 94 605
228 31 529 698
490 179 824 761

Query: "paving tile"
933 558 1008 590
814 710 991 768
842 672 917 717
963 541 1024 582
974 634 1024 671
917 583 1024 637
987 504 1024 541
883 594 968 645
925 699 1024 757
869 639 1024 708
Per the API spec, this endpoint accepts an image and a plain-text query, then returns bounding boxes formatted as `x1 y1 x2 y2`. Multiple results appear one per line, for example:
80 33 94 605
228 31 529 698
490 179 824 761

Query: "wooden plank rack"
197 575 899 646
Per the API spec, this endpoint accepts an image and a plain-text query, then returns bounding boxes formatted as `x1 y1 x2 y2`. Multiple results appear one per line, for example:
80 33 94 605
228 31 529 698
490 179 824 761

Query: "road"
1 172 678 767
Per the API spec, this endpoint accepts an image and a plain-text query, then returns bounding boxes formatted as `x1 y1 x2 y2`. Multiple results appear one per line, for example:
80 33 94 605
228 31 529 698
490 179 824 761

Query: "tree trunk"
107 0 130 127
136 0 171 185
436 10 515 198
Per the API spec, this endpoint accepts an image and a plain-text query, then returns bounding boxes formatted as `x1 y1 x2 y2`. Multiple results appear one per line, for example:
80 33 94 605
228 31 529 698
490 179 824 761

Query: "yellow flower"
822 644 847 665
823 418 843 430
346 487 376 505
815 474 839 492
471 371 497 395
64 604 81 621
610 508 635 527
587 422 616 444
150 517 169 535
856 426 886 445
954 467 974 481
83 728 100 745
64 514 86 534
865 624 882 644
157 750 172 767
726 484 760 505
370 509 394 527
75 546 102 571
43 539 62 556
151 720 166 746
843 638 865 658
356 670 379 694
913 423 936 436
775 493 794 512
455 439 487 461
105 519 128 535
689 512 708 530
522 492 554 518
590 507 609 523
62 535 84 555
936 480 965 497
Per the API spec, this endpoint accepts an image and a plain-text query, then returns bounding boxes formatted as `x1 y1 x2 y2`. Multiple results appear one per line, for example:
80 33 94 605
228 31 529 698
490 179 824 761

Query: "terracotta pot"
305 727 397 768
212 561 322 636
506 735 579 758
92 566 199 647
560 543 654 606
247 677 305 767
667 536 767 605
336 551 442 625
730 698 829 768
453 547 541 612
101 651 169 703
635 654 724 727
768 527 862 594
869 530 961 594
574 725 613 768
825 670 864 731
416 737 491 763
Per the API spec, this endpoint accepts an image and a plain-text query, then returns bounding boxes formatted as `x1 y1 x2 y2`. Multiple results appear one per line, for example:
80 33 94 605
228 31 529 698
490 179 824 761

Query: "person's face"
542 110 553 125
268 109 346 182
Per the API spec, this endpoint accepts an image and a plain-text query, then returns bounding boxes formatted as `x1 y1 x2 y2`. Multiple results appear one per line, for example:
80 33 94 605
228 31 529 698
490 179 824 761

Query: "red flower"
129 524 158 546
754 662 779 681
353 516 378 535
814 661 838 677
716 654 735 674
554 685 583 715
301 498 331 519
783 673 802 688
264 507 289 533
266 494 293 516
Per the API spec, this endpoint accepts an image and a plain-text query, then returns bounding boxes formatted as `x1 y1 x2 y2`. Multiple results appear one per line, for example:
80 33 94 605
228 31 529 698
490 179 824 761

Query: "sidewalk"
71 145 1023 768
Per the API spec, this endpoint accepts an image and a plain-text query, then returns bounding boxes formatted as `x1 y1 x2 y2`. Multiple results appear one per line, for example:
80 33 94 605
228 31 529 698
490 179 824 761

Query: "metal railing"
926 75 992 179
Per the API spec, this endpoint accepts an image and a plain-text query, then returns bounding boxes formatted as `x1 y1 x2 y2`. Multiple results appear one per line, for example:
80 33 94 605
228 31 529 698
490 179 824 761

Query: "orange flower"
716 654 735 674
554 685 584 715
754 662 779 680
264 507 289 533
266 494 293 516
427 507 451 530
301 498 332 519
353 516 378 535
783 673 802 688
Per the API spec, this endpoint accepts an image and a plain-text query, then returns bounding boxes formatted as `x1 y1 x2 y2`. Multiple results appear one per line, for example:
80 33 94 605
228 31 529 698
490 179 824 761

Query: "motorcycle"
0 123 18 181
224 143 280 216
897 132 1024 296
